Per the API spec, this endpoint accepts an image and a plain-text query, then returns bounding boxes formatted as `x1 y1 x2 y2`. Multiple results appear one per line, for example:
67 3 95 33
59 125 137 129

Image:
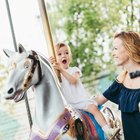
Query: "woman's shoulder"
103 80 121 96
108 80 122 89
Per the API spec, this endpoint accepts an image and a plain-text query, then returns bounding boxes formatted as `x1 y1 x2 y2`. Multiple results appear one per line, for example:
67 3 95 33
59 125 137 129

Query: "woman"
95 31 140 140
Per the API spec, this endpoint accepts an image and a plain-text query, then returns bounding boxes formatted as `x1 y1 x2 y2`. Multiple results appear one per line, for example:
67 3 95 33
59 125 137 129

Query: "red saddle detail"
82 113 99 140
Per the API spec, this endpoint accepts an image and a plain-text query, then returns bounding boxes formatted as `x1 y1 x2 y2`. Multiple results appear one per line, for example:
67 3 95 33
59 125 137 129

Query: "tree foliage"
47 0 140 82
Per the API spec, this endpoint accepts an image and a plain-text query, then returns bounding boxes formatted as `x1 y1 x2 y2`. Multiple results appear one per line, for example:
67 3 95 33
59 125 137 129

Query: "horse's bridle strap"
22 50 42 90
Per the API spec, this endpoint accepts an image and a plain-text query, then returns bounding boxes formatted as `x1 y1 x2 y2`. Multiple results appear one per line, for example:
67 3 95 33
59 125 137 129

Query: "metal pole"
5 0 32 128
24 93 33 128
37 0 61 82
5 0 17 51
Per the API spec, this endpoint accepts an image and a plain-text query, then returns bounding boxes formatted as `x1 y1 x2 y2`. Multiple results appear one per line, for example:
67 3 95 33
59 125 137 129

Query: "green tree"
47 0 140 83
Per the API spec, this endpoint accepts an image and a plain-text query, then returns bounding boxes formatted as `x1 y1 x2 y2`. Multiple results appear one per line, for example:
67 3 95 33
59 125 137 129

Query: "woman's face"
56 46 71 69
112 38 130 67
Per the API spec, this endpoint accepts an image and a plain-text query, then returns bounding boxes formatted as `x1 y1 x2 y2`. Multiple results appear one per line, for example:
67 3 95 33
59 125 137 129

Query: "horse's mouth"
14 90 25 102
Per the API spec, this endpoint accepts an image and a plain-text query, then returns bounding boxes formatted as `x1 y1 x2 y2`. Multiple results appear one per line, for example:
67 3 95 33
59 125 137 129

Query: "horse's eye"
24 64 30 69
24 60 31 69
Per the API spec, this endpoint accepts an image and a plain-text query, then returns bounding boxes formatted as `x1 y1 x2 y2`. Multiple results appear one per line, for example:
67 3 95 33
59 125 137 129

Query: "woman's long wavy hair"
114 31 140 64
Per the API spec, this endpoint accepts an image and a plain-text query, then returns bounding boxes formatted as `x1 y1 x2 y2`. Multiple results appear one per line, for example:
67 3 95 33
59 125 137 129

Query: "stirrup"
108 128 121 140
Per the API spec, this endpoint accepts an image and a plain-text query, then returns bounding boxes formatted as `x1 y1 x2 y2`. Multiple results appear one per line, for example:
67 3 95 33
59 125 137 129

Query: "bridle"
22 50 42 91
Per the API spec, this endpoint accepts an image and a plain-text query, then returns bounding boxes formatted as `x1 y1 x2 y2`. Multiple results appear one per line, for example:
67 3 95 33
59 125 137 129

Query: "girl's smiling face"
56 46 72 69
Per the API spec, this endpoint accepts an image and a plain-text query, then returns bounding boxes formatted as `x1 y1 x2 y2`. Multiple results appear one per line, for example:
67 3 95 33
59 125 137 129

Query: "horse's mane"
36 52 55 72
36 52 67 105
36 52 59 83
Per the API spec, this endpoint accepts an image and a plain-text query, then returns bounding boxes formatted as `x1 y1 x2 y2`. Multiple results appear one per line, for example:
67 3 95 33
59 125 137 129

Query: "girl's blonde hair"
55 42 71 54
114 31 140 64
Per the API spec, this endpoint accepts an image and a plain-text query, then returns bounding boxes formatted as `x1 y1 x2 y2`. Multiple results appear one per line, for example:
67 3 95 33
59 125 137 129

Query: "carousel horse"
3 44 121 140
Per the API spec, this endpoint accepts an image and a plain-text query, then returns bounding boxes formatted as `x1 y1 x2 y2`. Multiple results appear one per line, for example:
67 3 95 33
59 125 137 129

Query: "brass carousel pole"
37 0 61 82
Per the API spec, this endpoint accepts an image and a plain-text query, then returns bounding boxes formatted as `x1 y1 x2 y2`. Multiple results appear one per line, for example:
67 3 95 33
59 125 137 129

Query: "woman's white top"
61 67 96 109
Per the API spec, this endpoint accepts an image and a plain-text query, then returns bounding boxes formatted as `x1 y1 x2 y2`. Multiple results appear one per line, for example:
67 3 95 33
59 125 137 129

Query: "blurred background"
0 0 140 139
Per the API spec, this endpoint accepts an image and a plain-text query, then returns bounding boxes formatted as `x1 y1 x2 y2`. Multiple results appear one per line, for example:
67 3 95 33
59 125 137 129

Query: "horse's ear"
3 49 15 58
18 44 26 53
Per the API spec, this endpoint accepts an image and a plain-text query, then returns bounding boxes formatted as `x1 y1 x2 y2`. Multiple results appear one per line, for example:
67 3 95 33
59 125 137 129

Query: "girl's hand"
49 57 63 72
53 62 63 71
49 56 56 64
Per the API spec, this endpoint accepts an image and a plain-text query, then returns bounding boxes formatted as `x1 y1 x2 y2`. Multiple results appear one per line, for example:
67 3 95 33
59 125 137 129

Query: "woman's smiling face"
112 38 130 67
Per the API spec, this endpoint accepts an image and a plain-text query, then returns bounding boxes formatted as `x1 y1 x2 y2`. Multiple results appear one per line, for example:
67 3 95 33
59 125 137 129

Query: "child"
49 42 116 138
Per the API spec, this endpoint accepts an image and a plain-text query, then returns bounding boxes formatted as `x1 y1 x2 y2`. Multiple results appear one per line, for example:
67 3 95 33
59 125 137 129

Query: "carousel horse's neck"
33 55 65 132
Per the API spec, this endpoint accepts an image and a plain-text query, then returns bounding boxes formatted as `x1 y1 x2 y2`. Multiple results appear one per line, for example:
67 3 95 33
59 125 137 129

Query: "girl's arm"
53 62 80 84
49 56 80 84
61 69 80 84
95 95 108 105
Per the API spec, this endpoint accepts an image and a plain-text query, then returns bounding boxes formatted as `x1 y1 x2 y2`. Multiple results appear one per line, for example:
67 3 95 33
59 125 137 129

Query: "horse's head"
3 44 41 102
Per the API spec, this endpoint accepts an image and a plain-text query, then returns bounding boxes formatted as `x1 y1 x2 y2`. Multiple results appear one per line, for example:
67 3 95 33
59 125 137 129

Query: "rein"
22 50 42 90
30 109 72 140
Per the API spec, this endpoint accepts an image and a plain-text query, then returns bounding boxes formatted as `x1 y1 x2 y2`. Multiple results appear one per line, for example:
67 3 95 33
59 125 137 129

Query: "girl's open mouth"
62 59 67 64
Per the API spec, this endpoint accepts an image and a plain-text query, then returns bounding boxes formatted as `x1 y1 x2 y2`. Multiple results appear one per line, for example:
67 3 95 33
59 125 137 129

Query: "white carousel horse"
3 44 121 140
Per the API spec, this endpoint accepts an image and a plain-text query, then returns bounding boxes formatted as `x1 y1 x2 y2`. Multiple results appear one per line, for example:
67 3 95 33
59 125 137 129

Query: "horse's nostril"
8 88 14 94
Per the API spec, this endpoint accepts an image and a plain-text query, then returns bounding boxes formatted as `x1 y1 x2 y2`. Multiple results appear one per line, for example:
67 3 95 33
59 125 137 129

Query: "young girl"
49 42 116 138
